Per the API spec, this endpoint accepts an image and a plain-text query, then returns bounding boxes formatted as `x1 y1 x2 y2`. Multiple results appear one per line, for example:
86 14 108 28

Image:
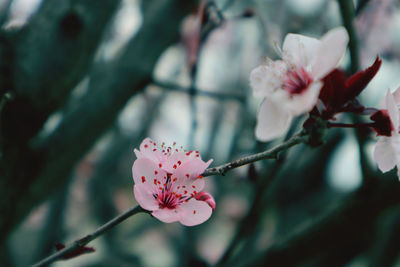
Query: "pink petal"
282 33 320 68
255 98 293 141
173 175 205 199
311 27 349 79
136 138 164 163
132 158 167 191
133 185 159 211
385 89 399 132
178 199 212 226
284 81 323 115
172 159 210 194
152 208 180 223
374 135 400 172
163 151 195 173
175 158 210 179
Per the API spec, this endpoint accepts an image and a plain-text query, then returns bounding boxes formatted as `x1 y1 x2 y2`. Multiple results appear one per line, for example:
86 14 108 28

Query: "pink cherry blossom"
132 138 214 226
250 27 349 141
374 88 400 178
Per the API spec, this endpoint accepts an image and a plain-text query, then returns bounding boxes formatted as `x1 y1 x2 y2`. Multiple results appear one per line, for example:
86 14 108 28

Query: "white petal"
178 199 212 226
386 89 399 131
282 33 321 67
255 98 293 141
133 185 159 211
311 27 349 79
284 81 323 115
152 208 180 223
373 135 400 172
250 62 286 98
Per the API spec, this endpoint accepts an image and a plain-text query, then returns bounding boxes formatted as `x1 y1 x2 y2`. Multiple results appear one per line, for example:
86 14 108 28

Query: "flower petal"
133 185 159 211
285 81 323 115
250 62 287 98
175 158 210 179
282 33 320 68
135 138 165 164
163 151 199 173
386 89 399 132
255 98 293 141
374 135 400 172
178 199 212 226
311 27 349 79
152 208 180 223
132 158 167 190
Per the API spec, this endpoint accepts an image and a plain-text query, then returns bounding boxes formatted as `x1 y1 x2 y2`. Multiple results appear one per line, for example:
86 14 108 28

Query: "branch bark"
203 131 308 177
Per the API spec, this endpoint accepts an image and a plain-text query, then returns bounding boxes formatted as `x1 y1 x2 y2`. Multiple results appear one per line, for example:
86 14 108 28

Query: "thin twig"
32 205 147 267
202 130 308 177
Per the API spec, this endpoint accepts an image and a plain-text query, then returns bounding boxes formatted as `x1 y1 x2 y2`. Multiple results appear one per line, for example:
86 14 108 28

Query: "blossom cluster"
249 26 399 179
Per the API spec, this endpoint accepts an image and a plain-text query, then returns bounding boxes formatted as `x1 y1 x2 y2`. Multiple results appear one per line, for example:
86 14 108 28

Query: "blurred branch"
217 160 283 266
217 119 305 266
203 130 308 177
34 185 70 262
32 205 147 267
153 80 246 101
337 0 359 74
0 0 11 27
0 0 196 246
0 0 121 247
370 208 400 267
355 0 371 16
249 175 400 266
337 0 374 184
7 0 121 121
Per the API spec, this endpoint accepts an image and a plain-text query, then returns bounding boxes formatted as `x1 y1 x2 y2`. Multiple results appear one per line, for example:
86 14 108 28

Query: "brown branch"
32 206 147 267
203 130 308 177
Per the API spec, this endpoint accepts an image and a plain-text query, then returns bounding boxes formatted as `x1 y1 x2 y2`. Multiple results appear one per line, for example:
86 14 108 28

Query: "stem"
32 205 147 267
202 130 308 177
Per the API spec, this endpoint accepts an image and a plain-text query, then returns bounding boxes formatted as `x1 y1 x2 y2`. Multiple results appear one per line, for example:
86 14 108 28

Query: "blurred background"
1 0 400 266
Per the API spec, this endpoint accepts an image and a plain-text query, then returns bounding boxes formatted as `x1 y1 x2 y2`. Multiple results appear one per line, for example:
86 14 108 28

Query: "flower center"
156 189 179 209
283 67 313 95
